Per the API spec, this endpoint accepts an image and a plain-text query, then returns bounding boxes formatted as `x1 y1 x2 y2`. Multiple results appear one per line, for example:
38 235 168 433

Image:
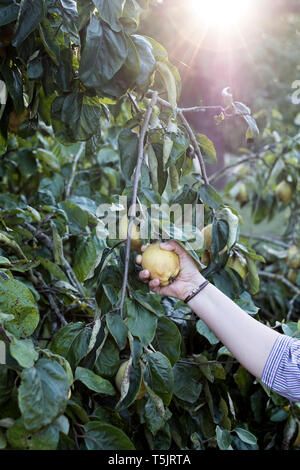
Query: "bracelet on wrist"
183 280 210 304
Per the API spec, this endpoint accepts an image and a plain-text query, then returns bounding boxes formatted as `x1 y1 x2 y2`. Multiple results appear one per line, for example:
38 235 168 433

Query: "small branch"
258 270 300 295
65 142 85 199
208 155 265 184
0 326 12 344
240 234 289 248
36 275 67 326
178 109 209 185
119 91 158 318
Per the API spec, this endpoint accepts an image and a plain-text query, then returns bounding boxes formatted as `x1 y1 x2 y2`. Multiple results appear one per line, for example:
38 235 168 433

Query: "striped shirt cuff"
261 334 300 402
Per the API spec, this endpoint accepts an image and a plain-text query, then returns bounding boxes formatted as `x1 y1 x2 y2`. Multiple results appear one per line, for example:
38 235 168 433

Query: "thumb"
159 240 186 257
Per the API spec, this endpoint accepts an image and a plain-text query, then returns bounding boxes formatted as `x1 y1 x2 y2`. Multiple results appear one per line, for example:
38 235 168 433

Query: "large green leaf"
144 351 173 406
49 322 92 370
84 421 135 450
0 1 20 27
73 235 104 282
155 317 181 366
7 415 68 450
94 336 120 378
18 358 69 432
9 337 38 368
106 312 128 350
0 278 39 338
118 128 138 182
131 35 156 90
75 367 115 395
12 0 47 48
125 299 157 347
79 15 128 91
92 0 124 32
172 362 202 403
51 92 102 144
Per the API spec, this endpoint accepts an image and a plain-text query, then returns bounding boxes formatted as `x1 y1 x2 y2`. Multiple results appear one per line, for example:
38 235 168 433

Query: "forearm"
188 282 281 379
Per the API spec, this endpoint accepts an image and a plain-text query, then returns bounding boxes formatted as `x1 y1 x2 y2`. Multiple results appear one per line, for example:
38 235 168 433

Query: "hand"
135 240 205 301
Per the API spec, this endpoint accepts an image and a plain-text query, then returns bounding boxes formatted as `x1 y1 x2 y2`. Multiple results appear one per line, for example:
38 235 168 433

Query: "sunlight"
189 0 255 31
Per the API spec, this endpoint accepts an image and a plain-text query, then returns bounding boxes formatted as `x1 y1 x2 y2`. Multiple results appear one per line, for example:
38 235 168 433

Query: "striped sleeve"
261 334 300 403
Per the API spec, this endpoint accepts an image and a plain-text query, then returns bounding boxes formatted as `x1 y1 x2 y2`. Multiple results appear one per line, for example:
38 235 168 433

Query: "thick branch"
119 91 158 317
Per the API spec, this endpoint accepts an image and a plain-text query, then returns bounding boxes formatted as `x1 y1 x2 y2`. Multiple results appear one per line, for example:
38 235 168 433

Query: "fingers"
159 240 185 257
135 254 142 265
139 269 150 283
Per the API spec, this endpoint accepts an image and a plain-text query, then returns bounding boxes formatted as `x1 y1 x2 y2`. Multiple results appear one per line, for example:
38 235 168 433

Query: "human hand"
135 240 205 301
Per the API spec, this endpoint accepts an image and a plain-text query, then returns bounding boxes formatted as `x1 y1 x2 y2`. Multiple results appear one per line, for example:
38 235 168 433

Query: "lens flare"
189 0 254 31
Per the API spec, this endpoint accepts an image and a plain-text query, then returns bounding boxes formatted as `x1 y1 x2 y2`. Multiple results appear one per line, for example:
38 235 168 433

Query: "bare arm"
136 240 280 380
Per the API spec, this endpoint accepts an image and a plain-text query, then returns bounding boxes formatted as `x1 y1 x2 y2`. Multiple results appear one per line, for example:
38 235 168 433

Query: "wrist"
179 273 206 302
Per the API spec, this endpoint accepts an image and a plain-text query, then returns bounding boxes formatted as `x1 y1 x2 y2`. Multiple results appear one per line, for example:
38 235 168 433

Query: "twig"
240 234 289 248
36 275 67 326
208 155 265 184
0 326 12 344
119 91 158 318
258 270 300 295
65 142 85 199
178 109 209 185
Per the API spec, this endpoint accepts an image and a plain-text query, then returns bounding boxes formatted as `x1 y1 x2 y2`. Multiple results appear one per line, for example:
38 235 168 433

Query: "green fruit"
235 183 248 204
275 181 293 204
227 252 248 279
141 242 180 287
287 245 300 269
119 215 143 252
115 360 146 400
287 269 298 285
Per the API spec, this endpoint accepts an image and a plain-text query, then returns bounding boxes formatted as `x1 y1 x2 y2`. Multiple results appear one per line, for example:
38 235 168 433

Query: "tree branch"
65 142 85 199
258 270 300 295
119 91 158 318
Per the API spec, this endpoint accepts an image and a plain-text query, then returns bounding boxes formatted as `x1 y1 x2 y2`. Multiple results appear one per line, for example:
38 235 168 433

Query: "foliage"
0 0 299 451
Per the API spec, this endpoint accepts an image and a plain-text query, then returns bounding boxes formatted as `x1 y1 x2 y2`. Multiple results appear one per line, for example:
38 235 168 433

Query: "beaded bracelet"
183 280 210 304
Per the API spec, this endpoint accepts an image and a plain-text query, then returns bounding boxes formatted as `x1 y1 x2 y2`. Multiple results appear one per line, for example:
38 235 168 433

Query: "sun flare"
189 0 255 31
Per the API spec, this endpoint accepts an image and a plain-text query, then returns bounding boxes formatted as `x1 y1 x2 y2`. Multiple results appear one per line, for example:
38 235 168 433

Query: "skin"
136 240 281 380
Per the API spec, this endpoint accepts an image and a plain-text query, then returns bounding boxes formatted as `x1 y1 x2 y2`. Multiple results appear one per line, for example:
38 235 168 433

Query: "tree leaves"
83 421 135 450
51 92 102 144
79 15 128 91
18 358 69 432
12 0 47 48
9 337 38 368
0 278 39 338
144 351 173 406
75 367 115 395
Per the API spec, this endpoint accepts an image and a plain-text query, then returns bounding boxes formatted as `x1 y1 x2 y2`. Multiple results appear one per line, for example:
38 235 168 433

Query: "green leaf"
106 312 128 350
94 336 120 378
49 322 92 370
144 351 173 406
198 184 223 210
197 134 217 163
92 0 124 32
196 320 219 345
125 299 157 347
75 367 115 395
73 235 103 282
0 278 39 338
234 427 257 445
12 0 47 48
36 256 69 282
58 201 89 234
216 425 232 450
9 337 38 368
0 1 20 27
84 421 135 450
18 358 69 432
79 16 128 91
51 93 101 144
155 317 181 366
173 362 202 403
131 35 156 90
245 256 260 295
118 128 138 182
